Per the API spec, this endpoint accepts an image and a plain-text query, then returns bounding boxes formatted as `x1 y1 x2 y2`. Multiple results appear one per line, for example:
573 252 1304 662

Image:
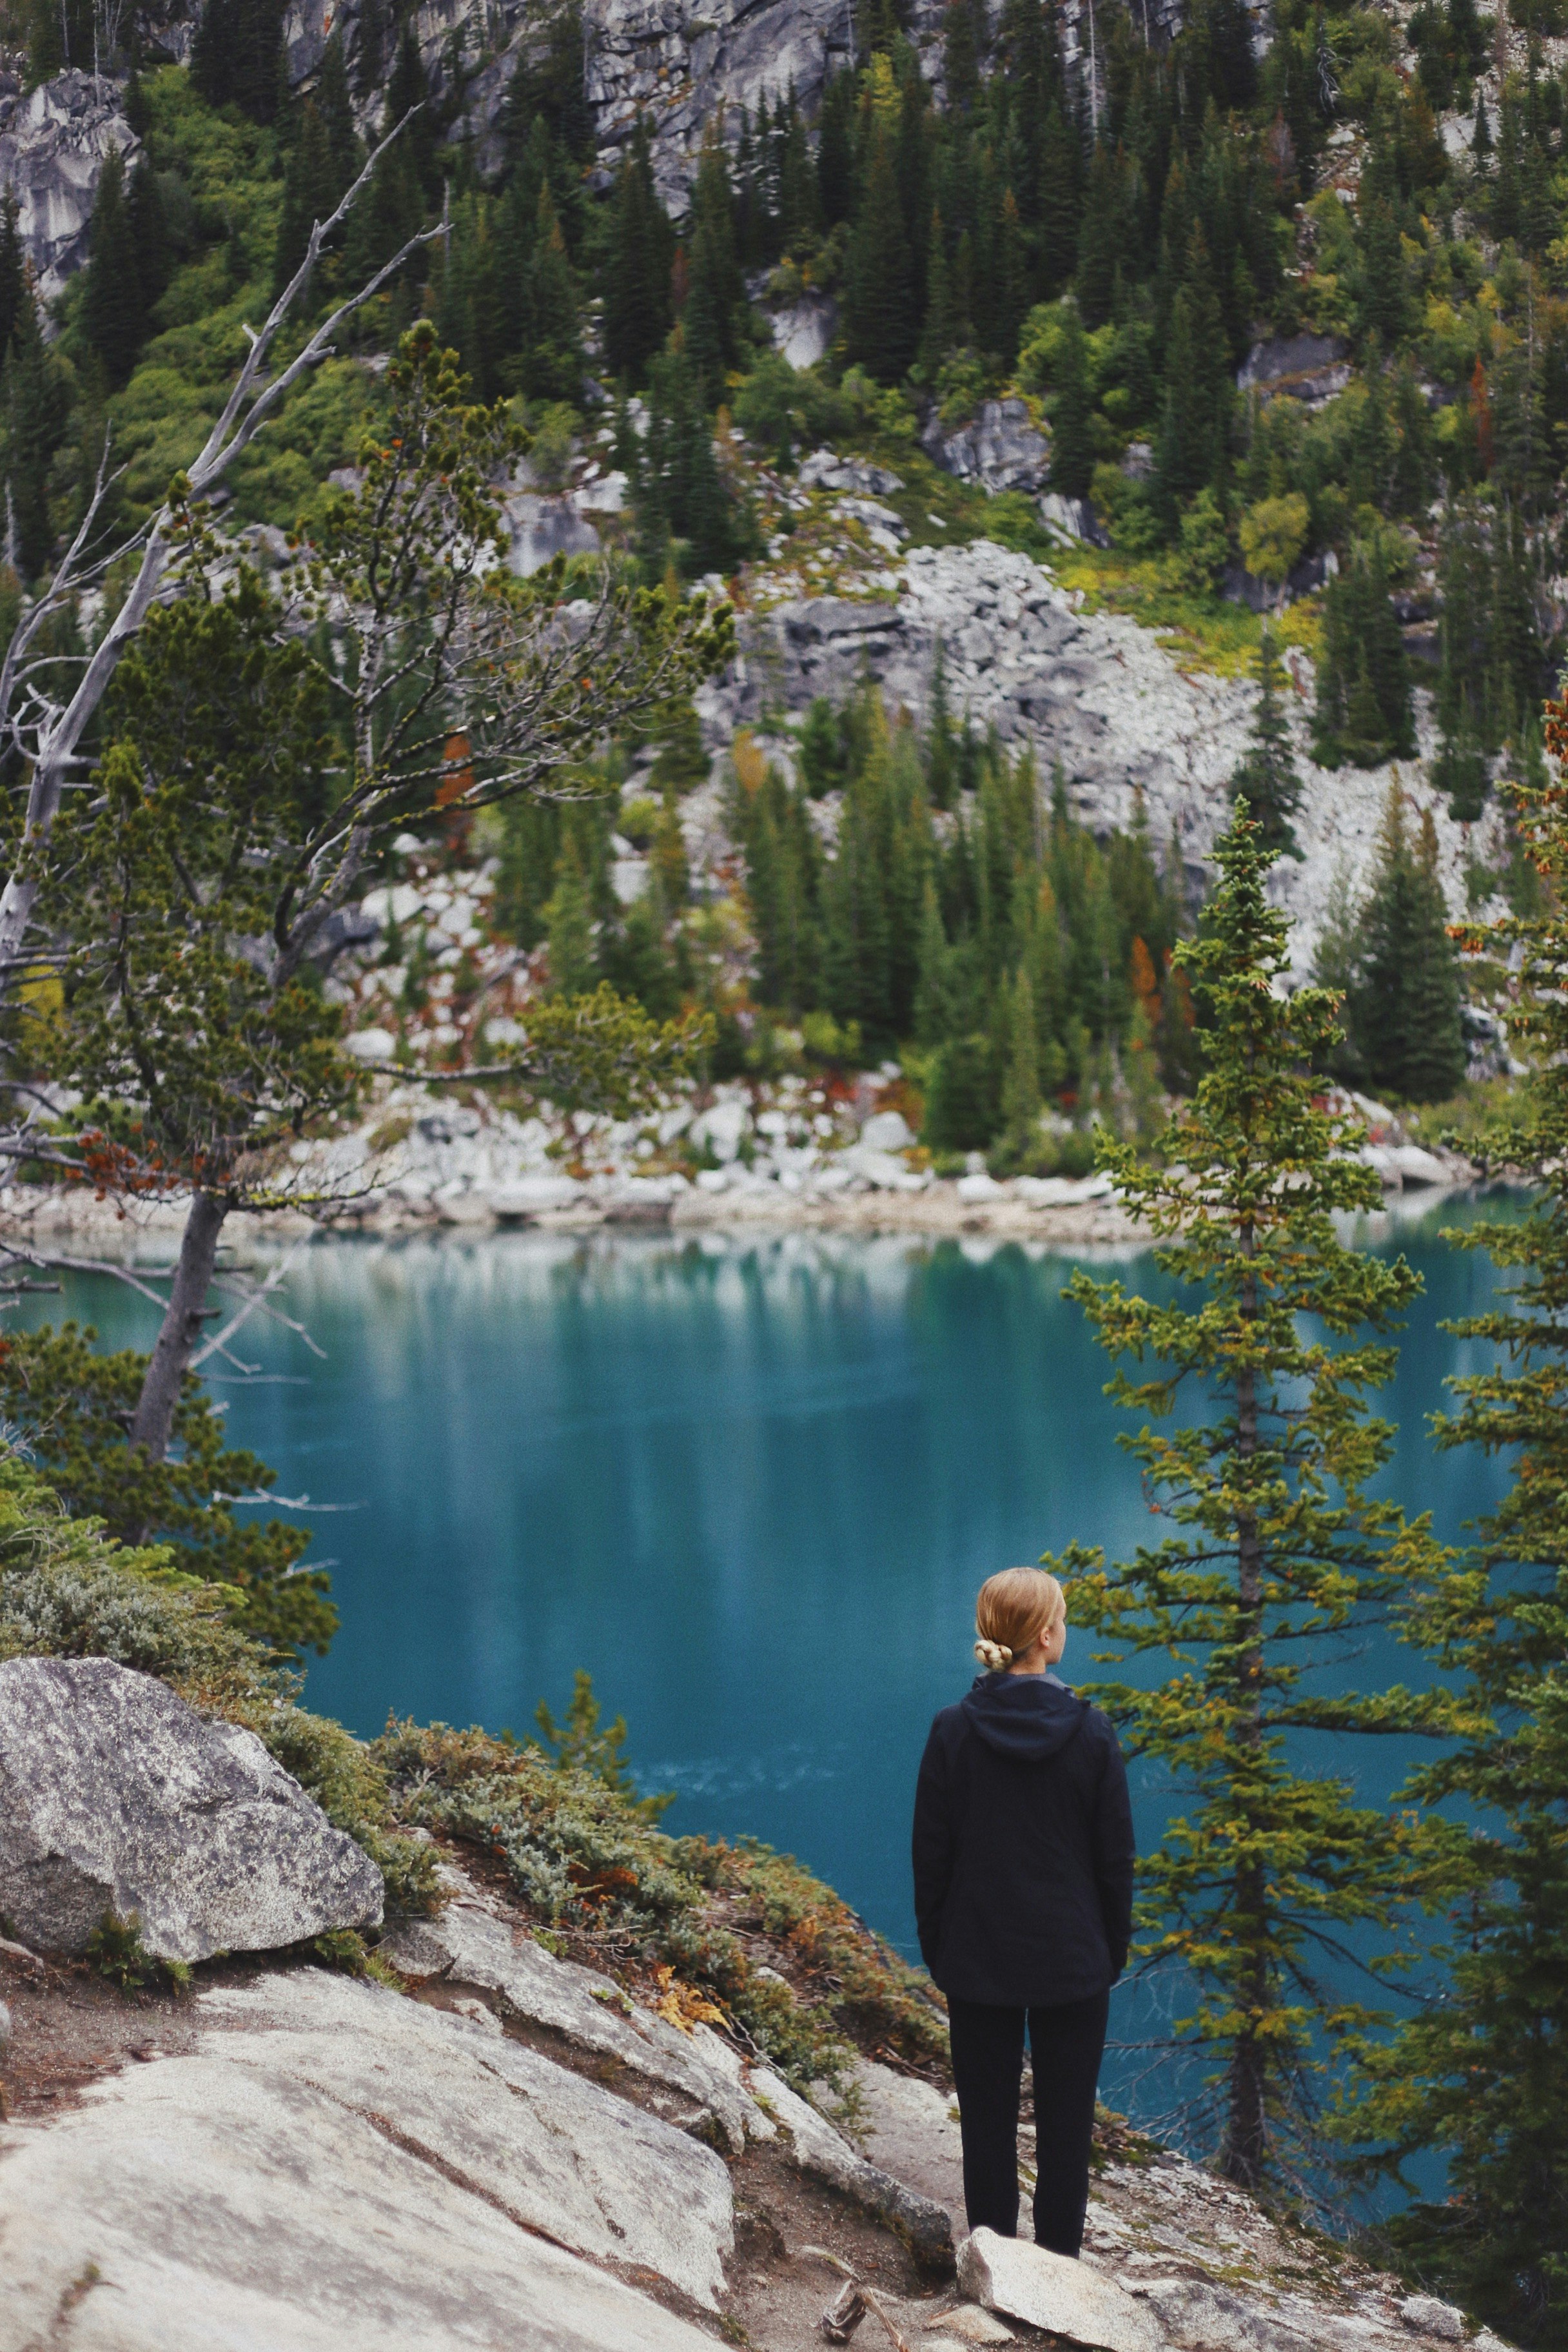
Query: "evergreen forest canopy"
0 0 1547 1142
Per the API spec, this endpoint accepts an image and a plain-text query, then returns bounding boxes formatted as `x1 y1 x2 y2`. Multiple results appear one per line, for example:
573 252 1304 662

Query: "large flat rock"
383 1895 762 2152
957 2226 1165 2352
201 1969 734 2308
0 2016 718 2352
0 1658 382 1963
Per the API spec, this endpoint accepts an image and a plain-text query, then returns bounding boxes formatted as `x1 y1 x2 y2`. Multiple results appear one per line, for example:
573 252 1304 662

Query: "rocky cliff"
0 69 136 305
0 1652 1516 2352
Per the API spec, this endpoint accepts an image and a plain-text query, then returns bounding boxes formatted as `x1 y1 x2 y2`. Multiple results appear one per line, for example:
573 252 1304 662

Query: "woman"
912 1567 1135 2257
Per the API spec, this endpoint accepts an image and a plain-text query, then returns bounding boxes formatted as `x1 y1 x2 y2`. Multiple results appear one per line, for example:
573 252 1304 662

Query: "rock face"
0 1658 383 1962
924 397 1052 493
203 1970 736 2308
383 1892 765 2153
0 70 138 303
718 540 1509 976
0 1974 720 2352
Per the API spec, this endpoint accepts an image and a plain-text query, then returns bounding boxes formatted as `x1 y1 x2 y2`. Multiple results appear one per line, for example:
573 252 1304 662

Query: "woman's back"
912 1669 1133 2008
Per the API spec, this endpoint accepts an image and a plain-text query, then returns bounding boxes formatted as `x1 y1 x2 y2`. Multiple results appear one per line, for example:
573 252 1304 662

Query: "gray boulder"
925 398 1052 495
0 1656 383 1961
0 70 139 303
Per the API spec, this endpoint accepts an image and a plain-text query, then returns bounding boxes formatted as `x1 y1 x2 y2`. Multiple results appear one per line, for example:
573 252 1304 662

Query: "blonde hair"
974 1567 1066 1672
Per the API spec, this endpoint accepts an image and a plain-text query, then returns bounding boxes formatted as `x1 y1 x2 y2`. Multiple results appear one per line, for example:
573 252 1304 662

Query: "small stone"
1398 2295 1466 2342
923 2307 1016 2343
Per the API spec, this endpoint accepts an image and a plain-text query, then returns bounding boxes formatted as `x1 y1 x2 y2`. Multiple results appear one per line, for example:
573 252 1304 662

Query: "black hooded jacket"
912 1671 1135 2008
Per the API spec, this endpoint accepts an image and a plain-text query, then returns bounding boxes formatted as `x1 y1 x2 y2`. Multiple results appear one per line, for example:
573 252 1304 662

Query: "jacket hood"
960 1671 1088 1761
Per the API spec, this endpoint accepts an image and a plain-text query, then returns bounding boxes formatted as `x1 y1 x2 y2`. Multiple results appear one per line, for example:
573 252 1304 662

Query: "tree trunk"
1224 1231 1268 2190
128 1190 228 1462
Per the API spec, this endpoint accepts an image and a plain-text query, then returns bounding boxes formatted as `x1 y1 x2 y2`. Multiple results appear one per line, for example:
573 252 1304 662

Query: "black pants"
947 1989 1110 2256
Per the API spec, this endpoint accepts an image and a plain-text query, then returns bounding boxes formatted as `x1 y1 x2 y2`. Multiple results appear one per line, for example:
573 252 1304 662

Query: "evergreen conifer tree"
274 101 339 294
316 34 362 190
845 123 917 384
81 151 144 390
1343 709 1568 2341
1038 101 1081 297
0 194 26 358
1054 811 1459 2190
602 123 674 384
1230 625 1303 856
683 128 741 406
126 156 170 315
1 294 66 578
1049 301 1095 498
818 70 858 228
525 181 582 400
1342 784 1467 1102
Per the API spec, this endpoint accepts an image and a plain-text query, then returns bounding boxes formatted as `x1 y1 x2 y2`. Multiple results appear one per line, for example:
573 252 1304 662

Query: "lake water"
19 1199 1521 2139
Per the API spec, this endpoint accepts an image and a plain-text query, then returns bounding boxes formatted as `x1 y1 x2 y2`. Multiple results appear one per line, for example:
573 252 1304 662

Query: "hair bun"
974 1638 1014 1671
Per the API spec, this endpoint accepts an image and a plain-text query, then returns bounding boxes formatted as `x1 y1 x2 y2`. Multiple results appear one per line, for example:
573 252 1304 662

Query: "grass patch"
373 1716 948 2088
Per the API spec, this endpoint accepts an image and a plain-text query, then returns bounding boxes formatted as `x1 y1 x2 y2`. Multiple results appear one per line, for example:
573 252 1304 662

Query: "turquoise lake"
22 1199 1522 2138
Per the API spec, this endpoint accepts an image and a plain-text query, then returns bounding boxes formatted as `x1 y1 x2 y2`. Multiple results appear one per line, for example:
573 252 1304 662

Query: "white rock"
489 1175 584 1215
382 1897 760 2153
0 1658 382 1965
859 1109 914 1152
957 2228 1164 2352
1398 2296 1465 2342
346 1026 397 1061
201 1970 733 2307
0 1999 720 2352
691 1099 750 1161
0 72 138 304
956 1171 1005 1202
845 1145 928 1190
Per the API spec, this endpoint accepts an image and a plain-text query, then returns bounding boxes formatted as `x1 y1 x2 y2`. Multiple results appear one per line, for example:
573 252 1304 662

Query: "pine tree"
1053 810 1459 2190
81 151 144 390
1 294 66 578
845 122 916 385
1230 627 1303 857
999 961 1043 1147
1048 301 1095 498
818 69 858 228
1038 102 1081 297
525 180 582 400
1343 709 1568 2342
1075 137 1128 328
544 830 598 996
1343 783 1467 1102
316 34 362 191
602 122 674 385
0 193 28 358
683 127 741 406
126 155 170 315
275 101 339 295
1153 230 1230 526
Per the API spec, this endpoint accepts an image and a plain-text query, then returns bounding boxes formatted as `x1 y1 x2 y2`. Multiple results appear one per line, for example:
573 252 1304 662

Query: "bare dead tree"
0 110 440 982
